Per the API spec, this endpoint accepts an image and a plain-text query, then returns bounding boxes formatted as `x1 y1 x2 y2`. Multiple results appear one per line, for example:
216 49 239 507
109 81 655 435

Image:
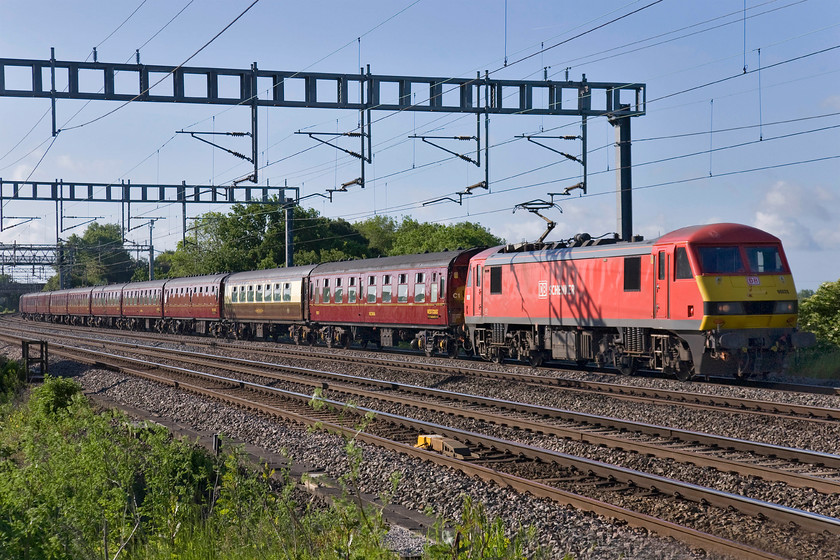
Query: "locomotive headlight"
774 300 797 314
704 301 744 315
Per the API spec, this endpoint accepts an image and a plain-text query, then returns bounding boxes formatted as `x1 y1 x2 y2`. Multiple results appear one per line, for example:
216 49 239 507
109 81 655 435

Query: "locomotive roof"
311 248 477 275
653 223 781 245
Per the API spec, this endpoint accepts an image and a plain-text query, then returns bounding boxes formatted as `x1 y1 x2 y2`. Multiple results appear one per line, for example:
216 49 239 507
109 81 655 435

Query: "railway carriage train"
20 223 815 380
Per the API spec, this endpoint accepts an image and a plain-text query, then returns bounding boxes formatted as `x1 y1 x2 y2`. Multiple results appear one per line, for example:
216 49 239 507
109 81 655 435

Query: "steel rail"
30 338 840 539
7 317 839 400
7 327 837 471
5 326 840 495
31 342 788 560
63 334 840 493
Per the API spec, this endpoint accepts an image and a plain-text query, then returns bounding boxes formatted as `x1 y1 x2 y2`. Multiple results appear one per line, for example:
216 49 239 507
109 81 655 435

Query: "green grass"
0 375 548 560
788 346 840 380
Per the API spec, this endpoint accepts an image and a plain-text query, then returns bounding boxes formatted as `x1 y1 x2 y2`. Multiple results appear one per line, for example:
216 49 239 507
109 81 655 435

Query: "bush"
0 356 24 404
0 383 551 559
799 280 840 347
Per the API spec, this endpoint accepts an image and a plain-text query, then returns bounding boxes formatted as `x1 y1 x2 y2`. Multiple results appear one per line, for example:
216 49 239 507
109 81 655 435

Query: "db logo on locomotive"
538 281 576 299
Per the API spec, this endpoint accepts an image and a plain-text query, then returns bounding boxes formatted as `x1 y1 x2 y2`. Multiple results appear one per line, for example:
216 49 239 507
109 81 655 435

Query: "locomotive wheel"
325 329 333 348
528 351 544 367
614 354 636 376
674 361 693 382
342 333 352 349
447 341 459 359
735 352 753 380
491 348 503 364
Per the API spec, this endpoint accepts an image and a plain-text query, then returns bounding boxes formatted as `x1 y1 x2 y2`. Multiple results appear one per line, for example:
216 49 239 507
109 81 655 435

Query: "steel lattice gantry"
0 56 644 117
1 55 646 274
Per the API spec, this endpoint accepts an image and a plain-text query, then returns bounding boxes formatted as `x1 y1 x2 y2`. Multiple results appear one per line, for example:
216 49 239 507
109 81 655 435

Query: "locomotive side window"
745 247 784 273
489 267 502 294
675 247 694 279
658 251 666 280
623 257 641 292
696 246 744 274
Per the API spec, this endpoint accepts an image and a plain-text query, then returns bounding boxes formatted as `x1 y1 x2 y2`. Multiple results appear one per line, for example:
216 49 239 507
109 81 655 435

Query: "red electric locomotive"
465 223 814 378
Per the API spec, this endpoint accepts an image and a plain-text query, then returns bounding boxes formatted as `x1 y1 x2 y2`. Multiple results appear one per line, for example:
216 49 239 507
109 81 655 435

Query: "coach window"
323 278 331 303
282 283 291 302
231 286 238 303
335 278 344 304
348 279 357 303
382 275 392 303
272 284 281 302
430 274 439 302
414 273 426 303
367 276 377 303
674 247 693 280
489 267 502 295
255 284 263 302
397 274 408 303
624 256 642 291
247 285 254 302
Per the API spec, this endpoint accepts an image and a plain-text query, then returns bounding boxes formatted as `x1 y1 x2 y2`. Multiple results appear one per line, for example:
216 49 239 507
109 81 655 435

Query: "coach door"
654 250 670 319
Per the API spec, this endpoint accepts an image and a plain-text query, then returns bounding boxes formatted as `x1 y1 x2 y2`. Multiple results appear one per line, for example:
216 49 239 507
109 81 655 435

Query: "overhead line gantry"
0 53 646 284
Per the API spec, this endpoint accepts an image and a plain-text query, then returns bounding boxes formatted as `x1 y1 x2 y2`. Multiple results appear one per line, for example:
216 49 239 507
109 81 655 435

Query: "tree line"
43 200 503 288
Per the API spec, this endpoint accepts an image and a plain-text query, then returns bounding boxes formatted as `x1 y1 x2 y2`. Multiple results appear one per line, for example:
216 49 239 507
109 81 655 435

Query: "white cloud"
752 181 839 250
822 95 840 110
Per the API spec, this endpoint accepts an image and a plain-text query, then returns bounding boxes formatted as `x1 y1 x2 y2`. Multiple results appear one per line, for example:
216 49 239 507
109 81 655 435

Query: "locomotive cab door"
654 250 670 319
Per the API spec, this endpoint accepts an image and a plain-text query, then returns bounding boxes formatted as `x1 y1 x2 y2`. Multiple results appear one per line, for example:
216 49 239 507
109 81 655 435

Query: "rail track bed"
8 317 840 419
3 319 840 559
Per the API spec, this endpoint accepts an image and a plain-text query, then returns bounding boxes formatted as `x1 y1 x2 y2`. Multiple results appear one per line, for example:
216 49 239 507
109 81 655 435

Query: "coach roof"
311 249 475 275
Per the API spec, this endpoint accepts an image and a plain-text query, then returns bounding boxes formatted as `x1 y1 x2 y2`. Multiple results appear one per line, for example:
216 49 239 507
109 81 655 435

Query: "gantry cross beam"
0 56 645 117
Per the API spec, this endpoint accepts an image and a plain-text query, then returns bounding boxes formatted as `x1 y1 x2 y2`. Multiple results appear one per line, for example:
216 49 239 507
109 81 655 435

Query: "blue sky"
1 0 838 290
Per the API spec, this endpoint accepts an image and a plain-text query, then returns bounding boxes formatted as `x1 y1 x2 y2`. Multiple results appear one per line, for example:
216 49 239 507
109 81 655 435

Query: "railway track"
2 325 840 558
6 318 840 423
11 327 840 494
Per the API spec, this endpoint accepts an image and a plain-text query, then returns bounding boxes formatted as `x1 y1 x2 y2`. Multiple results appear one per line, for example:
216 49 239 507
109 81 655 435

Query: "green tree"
169 201 376 276
44 223 141 289
132 250 176 281
798 280 840 347
388 217 503 256
356 215 398 255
